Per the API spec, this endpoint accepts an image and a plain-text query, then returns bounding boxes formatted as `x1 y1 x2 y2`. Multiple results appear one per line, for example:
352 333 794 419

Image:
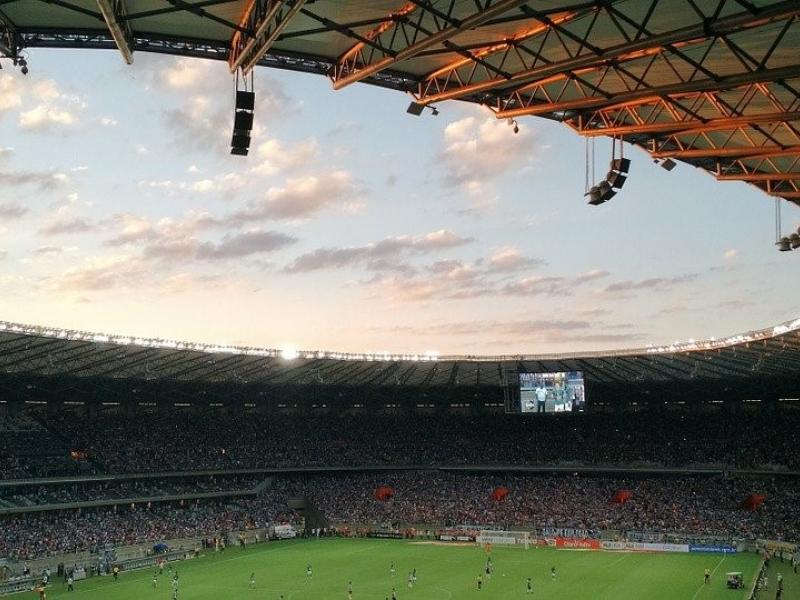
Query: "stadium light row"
1 318 799 364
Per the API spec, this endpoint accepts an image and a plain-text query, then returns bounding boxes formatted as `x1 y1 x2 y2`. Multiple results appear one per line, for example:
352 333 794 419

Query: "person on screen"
536 386 547 413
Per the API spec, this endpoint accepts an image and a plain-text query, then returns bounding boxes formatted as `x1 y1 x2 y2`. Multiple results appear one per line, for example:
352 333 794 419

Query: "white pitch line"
689 556 725 600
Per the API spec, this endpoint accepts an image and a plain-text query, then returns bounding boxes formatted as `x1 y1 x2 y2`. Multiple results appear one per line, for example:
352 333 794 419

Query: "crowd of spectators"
1 410 797 479
0 474 263 508
0 489 298 561
290 471 800 542
1 471 797 560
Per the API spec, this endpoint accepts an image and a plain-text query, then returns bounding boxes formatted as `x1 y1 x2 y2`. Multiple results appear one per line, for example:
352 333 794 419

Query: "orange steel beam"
577 111 800 137
717 173 800 182
229 0 306 74
496 64 800 119
415 8 590 104
417 0 800 105
652 144 800 160
331 0 530 91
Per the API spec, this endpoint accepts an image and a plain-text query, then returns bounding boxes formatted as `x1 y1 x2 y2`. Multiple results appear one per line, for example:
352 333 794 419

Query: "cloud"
162 95 229 151
229 171 361 222
103 212 222 248
32 245 65 256
486 246 544 273
604 274 698 293
135 144 148 155
0 249 6 260
376 319 648 346
159 57 218 90
0 147 13 158
250 138 319 176
0 169 69 191
13 79 86 132
39 256 145 292
19 106 78 130
141 228 296 264
0 202 28 220
39 216 95 236
0 74 23 112
723 249 738 260
195 230 296 260
284 229 473 273
440 116 538 192
99 116 118 127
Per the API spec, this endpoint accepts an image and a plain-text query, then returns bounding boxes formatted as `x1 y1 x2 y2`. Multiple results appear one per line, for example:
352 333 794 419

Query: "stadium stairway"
288 496 329 533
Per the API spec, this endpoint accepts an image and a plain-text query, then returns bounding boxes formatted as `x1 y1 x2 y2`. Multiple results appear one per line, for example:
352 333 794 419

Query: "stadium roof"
2 1 800 203
1 317 800 385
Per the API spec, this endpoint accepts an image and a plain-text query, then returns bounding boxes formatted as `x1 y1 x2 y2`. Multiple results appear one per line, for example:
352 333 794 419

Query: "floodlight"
280 347 299 361
791 233 800 249
406 101 425 116
230 147 249 156
610 157 631 173
777 237 792 251
659 158 676 171
431 106 439 116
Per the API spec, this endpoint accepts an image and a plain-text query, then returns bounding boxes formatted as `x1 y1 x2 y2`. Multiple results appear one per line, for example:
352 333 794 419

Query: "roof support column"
95 0 135 64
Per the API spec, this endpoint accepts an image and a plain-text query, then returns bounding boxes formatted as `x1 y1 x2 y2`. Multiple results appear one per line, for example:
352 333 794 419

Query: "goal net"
475 530 532 550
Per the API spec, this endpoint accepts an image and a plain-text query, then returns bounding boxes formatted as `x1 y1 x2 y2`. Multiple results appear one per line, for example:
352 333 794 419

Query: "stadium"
1 1 800 600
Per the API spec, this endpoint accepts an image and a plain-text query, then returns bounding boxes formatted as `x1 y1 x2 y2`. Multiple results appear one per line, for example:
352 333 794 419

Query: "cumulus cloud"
0 169 70 191
141 229 296 264
486 246 544 272
39 216 95 236
39 256 144 292
250 138 319 176
284 229 473 273
0 147 13 158
12 79 86 132
604 274 698 293
229 171 361 222
19 106 78 130
103 212 222 248
0 74 23 113
440 116 538 192
195 230 296 260
0 202 28 220
32 245 66 256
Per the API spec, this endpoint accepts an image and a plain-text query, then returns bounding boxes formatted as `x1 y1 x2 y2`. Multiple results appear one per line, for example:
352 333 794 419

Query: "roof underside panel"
1 325 800 386
2 0 800 202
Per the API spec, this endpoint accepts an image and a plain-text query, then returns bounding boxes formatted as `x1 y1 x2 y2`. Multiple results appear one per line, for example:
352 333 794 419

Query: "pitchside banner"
688 544 737 554
476 534 519 545
601 541 689 553
555 538 602 550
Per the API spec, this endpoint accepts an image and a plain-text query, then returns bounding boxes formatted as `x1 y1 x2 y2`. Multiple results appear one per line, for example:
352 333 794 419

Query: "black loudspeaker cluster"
231 91 255 156
587 158 630 205
777 226 800 251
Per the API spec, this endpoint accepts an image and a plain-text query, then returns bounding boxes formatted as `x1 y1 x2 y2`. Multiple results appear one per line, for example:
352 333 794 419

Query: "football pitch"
34 538 798 600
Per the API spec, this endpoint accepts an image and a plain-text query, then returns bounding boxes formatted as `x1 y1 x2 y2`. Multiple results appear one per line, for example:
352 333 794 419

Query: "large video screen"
519 371 585 414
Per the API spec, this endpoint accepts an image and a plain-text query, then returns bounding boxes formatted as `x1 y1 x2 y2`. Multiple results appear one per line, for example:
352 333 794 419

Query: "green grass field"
32 538 800 600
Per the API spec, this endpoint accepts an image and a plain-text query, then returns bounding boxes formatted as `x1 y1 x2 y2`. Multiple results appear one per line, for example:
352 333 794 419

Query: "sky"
0 48 799 356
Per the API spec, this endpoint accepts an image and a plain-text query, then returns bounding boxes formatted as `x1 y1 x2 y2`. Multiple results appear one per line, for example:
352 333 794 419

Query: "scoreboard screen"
519 371 585 414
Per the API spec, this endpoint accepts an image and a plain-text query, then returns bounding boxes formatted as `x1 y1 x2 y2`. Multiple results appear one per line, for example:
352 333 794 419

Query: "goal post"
475 530 532 550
